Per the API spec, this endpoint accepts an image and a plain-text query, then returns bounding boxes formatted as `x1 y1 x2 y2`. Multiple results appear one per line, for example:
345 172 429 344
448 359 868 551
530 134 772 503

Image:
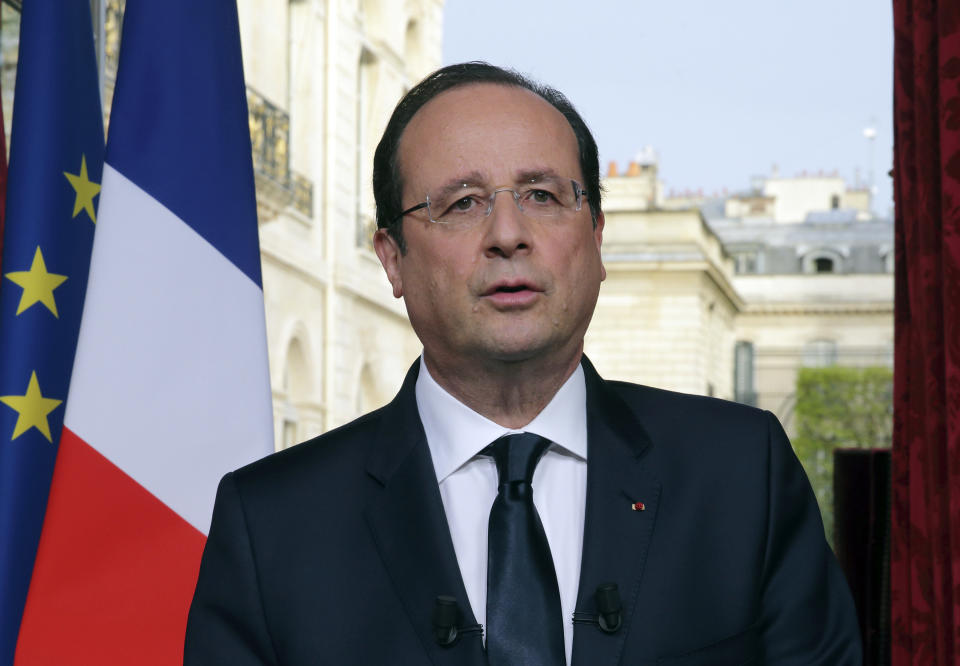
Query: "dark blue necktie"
485 433 565 665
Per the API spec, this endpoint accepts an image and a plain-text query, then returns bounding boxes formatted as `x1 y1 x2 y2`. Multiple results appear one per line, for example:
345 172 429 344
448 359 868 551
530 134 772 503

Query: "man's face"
375 83 605 372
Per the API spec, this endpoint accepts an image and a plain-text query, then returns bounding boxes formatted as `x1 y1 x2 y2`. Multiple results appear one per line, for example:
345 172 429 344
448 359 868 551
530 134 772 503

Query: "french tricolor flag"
14 1 273 662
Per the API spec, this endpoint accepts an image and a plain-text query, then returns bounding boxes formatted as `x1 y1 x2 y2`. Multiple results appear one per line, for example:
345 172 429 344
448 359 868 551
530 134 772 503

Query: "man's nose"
483 190 531 258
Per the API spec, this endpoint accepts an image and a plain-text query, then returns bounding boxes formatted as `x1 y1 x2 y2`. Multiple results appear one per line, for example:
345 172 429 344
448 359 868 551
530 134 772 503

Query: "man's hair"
372 61 602 251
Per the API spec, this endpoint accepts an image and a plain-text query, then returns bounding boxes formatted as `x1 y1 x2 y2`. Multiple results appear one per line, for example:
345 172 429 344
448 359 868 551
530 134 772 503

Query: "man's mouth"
483 280 540 296
480 280 543 307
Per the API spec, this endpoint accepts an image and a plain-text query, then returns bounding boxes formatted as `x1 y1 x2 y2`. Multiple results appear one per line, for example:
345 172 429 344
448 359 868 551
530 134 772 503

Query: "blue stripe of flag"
106 0 262 287
0 1 104 661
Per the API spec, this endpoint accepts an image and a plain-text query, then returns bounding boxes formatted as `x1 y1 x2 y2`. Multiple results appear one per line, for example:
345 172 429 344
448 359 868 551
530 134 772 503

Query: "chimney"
626 161 641 177
607 161 619 177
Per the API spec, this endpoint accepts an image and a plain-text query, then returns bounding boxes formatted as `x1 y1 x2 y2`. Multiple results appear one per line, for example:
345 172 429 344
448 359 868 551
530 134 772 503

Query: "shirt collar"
415 355 588 483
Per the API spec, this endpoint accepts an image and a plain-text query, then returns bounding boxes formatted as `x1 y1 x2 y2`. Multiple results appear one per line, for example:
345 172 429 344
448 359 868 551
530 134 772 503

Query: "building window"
734 252 758 274
282 418 298 450
830 194 840 209
802 249 844 274
734 341 757 406
356 362 384 415
278 337 311 450
802 339 838 368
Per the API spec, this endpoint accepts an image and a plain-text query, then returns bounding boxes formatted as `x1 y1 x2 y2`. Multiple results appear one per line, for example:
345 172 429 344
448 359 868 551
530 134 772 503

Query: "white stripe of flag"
64 164 273 535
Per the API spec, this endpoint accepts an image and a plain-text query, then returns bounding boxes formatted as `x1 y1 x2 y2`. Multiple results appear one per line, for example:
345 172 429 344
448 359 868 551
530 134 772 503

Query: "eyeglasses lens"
426 177 582 225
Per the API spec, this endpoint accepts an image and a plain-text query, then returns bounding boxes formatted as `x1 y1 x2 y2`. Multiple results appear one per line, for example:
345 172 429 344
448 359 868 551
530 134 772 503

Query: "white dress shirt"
415 356 588 665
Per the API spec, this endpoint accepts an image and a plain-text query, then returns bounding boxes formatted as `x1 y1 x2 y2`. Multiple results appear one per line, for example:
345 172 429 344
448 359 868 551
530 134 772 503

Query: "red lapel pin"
631 501 645 511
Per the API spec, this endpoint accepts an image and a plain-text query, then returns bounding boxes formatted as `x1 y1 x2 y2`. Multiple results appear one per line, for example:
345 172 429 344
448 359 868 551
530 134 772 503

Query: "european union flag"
0 1 104 661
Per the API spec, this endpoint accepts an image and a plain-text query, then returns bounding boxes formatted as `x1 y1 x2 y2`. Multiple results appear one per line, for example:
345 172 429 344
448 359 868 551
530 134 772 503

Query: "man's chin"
477 336 579 367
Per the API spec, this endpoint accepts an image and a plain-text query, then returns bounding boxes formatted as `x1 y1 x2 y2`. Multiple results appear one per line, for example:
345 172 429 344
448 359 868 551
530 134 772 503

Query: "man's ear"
594 211 606 282
374 228 404 298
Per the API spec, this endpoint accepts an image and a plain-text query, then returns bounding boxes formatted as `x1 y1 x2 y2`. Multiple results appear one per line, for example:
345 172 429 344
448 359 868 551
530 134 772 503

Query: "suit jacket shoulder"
575 358 861 664
186 362 486 666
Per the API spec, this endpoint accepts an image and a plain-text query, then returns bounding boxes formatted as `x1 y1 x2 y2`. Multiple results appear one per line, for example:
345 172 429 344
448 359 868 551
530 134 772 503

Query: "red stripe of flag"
15 428 206 664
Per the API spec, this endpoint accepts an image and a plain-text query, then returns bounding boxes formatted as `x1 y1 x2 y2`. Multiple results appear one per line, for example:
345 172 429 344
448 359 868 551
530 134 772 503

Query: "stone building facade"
600 159 893 433
587 207 741 401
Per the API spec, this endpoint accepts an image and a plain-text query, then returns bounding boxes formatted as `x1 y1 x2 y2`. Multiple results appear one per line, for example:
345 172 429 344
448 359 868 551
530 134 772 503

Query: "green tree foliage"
793 366 893 546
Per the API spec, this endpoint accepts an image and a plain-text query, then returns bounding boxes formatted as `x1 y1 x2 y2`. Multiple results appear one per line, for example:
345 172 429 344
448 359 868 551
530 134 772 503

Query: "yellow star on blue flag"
0 371 63 442
63 154 101 223
4 247 68 317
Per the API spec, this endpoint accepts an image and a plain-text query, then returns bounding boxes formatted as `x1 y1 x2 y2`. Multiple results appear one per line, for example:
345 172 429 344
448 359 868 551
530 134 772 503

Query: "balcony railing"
247 87 290 190
246 87 316 224
292 171 313 218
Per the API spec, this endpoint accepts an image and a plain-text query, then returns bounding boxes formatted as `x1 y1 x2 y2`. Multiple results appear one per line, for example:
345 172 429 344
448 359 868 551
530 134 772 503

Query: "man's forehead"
410 83 568 134
396 82 580 185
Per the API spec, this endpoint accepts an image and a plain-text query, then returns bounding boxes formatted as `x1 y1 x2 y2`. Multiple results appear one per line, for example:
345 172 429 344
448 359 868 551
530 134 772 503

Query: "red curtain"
891 0 960 663
0 9 6 274
0 98 6 274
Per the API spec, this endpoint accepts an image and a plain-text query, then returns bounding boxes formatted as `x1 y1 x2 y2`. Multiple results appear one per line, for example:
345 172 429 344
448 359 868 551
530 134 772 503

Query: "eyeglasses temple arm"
391 201 429 224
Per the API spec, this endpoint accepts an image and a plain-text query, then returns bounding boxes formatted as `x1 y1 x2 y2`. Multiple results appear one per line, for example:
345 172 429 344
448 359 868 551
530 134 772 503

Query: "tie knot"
488 433 551 485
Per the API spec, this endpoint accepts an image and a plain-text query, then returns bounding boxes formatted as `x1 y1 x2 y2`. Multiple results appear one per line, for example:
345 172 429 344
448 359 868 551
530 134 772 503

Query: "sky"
443 1 894 218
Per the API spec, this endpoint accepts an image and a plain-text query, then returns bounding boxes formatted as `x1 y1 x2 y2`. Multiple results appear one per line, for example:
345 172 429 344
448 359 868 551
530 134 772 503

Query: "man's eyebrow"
515 167 561 183
432 171 488 196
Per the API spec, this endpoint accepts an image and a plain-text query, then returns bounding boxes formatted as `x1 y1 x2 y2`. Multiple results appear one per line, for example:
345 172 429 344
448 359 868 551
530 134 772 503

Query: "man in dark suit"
185 63 861 664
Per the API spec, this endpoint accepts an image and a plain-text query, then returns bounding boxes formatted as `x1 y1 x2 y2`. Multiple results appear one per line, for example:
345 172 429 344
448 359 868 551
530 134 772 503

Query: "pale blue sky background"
443 1 894 217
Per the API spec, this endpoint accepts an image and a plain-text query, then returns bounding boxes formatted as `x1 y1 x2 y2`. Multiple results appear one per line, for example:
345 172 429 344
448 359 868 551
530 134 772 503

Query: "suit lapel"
364 362 485 666
572 357 661 666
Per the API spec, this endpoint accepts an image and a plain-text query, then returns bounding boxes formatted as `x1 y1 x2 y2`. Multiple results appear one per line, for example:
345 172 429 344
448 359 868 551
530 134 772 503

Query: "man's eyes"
438 186 563 217
455 195 481 209
526 189 558 204
446 195 483 214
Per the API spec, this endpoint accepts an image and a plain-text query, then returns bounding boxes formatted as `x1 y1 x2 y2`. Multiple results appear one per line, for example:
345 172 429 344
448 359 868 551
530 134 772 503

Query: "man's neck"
422 346 584 429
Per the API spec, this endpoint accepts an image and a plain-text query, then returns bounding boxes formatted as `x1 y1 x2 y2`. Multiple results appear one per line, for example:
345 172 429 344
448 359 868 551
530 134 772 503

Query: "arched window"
279 337 311 449
802 248 844 274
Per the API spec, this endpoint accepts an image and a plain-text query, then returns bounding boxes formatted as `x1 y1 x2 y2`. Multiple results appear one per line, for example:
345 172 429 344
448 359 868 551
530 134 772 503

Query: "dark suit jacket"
184 356 861 665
